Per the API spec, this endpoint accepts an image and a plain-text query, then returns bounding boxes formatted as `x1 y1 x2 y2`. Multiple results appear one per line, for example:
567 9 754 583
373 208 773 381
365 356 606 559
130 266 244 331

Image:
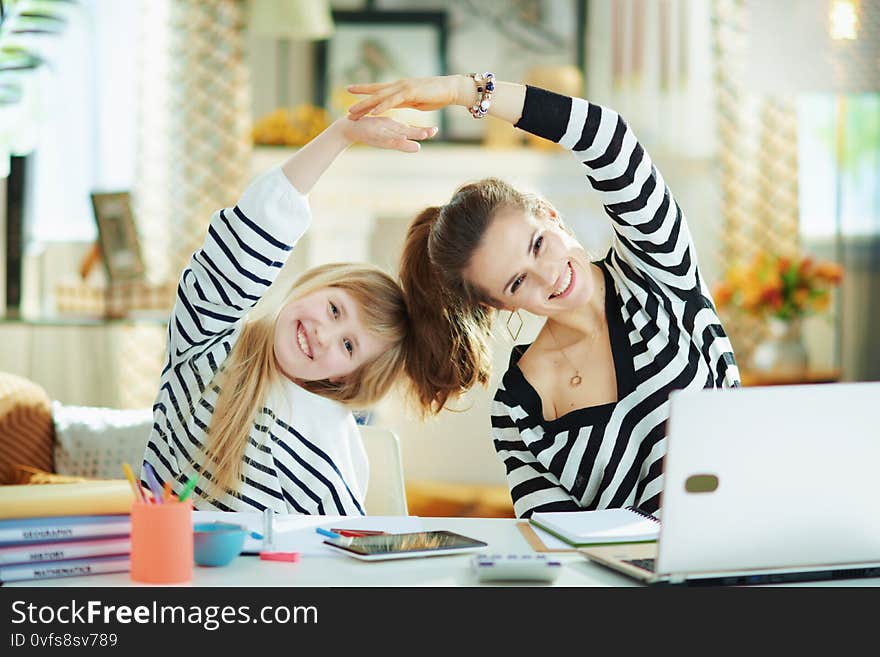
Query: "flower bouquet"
713 252 844 377
712 253 843 320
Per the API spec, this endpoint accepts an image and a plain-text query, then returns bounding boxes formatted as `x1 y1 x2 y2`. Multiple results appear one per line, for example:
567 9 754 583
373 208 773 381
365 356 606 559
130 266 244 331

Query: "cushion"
52 402 153 480
0 372 54 484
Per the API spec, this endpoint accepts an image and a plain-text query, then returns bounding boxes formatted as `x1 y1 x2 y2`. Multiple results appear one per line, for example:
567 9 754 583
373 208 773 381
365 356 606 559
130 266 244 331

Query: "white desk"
9 517 880 588
9 518 635 588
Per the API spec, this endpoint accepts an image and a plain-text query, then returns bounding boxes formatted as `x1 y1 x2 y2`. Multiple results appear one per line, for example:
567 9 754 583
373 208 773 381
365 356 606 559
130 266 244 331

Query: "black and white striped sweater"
492 87 740 519
142 167 368 515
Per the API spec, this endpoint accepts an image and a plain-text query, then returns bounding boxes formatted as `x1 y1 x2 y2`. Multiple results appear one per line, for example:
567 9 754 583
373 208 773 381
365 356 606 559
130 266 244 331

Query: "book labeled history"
0 536 131 566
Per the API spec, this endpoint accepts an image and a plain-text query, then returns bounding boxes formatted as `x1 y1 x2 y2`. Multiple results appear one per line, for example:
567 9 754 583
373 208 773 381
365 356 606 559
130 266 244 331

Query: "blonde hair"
204 263 409 501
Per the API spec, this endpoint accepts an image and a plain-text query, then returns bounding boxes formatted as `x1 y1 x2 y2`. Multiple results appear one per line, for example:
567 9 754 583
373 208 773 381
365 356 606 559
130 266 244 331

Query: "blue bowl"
193 522 260 567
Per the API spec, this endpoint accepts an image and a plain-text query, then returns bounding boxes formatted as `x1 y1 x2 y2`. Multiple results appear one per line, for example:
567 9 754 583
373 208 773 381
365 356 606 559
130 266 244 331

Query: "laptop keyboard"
624 558 656 572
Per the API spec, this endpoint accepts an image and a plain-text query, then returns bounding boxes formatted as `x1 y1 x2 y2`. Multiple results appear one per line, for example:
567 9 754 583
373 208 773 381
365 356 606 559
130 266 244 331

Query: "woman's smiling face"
464 207 596 316
273 287 391 383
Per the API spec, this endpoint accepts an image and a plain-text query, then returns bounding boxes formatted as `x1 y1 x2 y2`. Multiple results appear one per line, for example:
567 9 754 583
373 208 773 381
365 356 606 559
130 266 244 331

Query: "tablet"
322 530 488 561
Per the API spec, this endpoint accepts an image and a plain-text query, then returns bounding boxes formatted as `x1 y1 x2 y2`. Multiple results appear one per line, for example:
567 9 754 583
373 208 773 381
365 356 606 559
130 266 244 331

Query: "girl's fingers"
405 125 438 140
395 139 420 153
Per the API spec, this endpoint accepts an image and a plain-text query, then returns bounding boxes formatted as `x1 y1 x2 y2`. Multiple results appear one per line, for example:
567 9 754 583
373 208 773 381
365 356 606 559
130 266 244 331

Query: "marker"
260 551 300 563
315 527 341 539
163 481 172 503
121 462 146 503
178 473 198 502
330 529 386 537
142 462 164 504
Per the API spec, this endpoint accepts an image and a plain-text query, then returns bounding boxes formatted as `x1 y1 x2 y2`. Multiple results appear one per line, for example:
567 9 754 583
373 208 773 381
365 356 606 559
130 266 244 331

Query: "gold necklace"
545 279 606 388
546 322 589 387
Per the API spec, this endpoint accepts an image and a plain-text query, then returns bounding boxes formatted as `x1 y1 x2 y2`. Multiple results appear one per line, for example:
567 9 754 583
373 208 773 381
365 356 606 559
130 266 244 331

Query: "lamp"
248 0 334 107
745 0 879 373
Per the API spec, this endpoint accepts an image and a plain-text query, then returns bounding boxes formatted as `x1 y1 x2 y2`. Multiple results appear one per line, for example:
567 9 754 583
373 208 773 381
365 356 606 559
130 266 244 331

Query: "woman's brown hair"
400 177 547 415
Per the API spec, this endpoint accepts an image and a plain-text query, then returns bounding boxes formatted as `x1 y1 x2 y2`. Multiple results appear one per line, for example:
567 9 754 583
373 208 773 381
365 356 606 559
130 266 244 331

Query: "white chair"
358 425 408 516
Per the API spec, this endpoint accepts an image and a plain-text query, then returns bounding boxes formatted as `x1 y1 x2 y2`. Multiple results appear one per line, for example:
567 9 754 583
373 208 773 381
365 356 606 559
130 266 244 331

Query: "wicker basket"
55 280 175 319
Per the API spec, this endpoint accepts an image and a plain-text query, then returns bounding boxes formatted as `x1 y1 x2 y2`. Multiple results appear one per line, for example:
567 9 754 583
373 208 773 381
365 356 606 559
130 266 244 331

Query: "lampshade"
745 0 879 94
248 0 334 40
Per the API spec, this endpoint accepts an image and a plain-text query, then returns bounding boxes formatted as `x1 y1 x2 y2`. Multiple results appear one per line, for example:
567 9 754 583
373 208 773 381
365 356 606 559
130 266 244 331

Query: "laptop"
580 381 880 586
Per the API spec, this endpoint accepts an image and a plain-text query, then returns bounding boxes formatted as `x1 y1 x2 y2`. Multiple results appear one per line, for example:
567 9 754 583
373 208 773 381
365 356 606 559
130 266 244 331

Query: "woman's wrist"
454 74 480 108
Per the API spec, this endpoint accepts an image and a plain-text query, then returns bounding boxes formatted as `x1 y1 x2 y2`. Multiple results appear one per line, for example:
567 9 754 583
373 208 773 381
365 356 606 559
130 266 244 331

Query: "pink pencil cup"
130 499 193 584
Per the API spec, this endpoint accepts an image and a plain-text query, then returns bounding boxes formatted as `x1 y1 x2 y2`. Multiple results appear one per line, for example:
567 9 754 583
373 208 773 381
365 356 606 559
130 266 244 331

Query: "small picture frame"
90 191 146 283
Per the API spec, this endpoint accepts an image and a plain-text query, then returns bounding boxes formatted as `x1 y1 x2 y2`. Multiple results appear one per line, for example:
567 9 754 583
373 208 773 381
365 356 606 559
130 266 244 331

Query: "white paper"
530 525 576 551
192 511 423 557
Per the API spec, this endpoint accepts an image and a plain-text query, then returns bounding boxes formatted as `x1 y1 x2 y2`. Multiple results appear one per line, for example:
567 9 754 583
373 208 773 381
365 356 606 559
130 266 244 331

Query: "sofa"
0 372 151 486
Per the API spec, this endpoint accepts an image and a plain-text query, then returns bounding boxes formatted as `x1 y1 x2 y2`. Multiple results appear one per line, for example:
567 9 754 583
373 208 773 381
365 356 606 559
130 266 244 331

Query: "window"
798 94 880 239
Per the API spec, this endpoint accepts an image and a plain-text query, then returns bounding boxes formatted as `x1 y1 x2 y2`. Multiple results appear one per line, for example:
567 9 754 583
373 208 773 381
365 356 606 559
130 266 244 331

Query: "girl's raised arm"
282 116 437 193
169 117 436 362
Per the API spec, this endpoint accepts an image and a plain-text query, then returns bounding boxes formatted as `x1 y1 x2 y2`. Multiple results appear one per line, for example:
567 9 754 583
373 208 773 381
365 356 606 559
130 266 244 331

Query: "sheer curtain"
586 0 716 157
800 95 880 381
25 0 140 245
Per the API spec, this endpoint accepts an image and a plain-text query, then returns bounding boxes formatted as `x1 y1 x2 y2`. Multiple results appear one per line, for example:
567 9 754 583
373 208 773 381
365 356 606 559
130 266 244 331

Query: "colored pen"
142 462 164 504
178 473 198 502
121 462 146 503
315 527 341 539
330 529 387 537
163 481 172 503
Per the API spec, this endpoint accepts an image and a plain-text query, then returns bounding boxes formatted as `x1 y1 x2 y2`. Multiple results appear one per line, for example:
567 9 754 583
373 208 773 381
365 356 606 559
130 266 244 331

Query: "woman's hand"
346 75 475 120
337 115 438 153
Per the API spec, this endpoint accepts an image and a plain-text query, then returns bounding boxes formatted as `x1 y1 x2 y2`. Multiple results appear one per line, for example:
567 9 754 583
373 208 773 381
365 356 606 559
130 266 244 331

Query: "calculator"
471 553 563 583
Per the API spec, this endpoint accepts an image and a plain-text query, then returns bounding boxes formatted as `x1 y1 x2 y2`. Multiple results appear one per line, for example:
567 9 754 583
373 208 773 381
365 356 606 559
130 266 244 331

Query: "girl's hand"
338 115 438 153
346 75 475 120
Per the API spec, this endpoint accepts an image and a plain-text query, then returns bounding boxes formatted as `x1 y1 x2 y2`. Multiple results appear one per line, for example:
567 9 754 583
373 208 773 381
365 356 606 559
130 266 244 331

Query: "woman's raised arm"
347 75 526 128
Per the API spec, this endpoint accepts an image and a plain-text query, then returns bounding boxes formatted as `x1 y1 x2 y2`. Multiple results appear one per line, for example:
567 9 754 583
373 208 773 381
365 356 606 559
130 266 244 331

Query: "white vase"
750 318 809 377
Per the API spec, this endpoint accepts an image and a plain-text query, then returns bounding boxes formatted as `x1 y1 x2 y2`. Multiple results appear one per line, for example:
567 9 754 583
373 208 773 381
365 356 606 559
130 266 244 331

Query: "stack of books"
0 480 135 584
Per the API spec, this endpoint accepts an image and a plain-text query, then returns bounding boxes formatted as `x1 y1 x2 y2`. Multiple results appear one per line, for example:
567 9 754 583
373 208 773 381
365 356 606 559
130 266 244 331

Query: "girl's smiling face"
273 287 391 383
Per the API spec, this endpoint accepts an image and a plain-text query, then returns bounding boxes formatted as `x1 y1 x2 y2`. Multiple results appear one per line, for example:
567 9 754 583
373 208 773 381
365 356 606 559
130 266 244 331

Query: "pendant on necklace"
570 374 582 387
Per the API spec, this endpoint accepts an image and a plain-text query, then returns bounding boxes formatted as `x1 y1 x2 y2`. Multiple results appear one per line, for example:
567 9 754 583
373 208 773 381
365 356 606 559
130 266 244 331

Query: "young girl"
142 116 437 513
348 74 740 518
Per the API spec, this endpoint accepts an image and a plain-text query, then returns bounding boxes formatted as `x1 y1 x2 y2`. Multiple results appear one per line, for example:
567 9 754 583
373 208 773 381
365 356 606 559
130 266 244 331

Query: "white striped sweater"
141 167 369 515
492 87 740 519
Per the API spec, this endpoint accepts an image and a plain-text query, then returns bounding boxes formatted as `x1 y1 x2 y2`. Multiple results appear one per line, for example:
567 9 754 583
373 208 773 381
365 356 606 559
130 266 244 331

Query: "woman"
348 74 739 518
142 115 437 513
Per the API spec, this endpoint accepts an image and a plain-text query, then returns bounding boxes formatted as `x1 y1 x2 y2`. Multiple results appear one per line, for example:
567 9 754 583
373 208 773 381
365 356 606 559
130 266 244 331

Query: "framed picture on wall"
314 10 448 137
90 192 146 283
375 0 587 142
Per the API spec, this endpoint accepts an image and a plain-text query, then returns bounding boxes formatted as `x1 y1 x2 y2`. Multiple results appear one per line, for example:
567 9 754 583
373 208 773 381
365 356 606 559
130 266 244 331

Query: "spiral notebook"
528 507 660 548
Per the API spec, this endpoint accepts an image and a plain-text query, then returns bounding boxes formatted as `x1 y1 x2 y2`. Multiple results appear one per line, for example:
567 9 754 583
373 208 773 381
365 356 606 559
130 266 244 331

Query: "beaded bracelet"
467 72 495 119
